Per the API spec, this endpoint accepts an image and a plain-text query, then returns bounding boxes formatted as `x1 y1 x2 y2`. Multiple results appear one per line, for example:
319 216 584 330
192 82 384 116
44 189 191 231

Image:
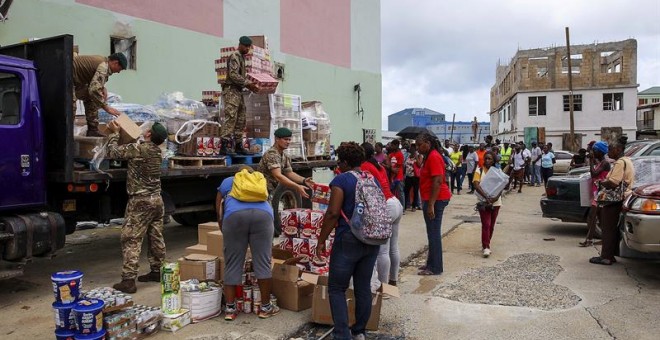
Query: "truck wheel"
271 184 303 237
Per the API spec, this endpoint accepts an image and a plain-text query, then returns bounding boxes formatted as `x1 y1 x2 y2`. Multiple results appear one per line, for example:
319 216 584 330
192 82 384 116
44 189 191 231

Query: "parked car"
540 157 660 223
567 140 660 176
621 160 660 254
553 150 574 174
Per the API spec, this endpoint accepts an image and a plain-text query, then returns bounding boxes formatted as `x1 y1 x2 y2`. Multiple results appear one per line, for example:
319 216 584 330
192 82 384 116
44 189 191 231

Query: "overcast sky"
381 0 660 130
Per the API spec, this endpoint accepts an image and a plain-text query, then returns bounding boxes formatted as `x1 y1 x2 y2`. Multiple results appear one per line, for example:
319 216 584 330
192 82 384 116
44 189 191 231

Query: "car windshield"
625 143 648 157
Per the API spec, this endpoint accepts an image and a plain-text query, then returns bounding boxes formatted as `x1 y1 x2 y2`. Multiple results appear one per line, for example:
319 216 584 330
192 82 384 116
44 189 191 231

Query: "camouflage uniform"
73 55 114 131
106 134 166 280
220 51 249 139
258 145 293 193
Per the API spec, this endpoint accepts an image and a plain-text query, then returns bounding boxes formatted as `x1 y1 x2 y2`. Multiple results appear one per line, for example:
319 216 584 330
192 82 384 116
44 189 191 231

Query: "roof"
389 108 444 117
639 86 660 95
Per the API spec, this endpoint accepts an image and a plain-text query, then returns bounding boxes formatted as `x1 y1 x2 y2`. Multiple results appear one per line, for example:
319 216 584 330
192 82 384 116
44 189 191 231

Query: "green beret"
274 127 292 138
151 122 168 141
110 53 128 69
239 36 252 46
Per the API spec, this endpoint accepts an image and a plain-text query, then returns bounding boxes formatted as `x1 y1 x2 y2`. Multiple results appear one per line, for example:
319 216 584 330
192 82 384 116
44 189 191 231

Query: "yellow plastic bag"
229 169 268 202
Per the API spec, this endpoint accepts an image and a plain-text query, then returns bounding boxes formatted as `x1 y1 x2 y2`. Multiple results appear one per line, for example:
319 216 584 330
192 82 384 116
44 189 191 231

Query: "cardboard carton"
115 113 142 144
270 248 317 311
181 288 222 322
198 222 220 245
206 230 224 258
185 244 208 256
161 309 191 333
310 275 399 331
179 254 221 282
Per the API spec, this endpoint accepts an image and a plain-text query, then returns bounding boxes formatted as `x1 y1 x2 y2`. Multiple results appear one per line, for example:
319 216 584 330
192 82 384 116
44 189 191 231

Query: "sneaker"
258 304 280 319
353 334 366 340
483 248 491 258
224 305 238 321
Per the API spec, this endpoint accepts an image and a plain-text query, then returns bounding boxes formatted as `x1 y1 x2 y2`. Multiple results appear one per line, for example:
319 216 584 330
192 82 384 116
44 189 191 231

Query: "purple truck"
0 35 332 279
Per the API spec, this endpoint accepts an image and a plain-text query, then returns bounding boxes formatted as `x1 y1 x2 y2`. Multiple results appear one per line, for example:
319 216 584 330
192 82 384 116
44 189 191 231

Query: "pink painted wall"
76 0 223 37
280 0 351 68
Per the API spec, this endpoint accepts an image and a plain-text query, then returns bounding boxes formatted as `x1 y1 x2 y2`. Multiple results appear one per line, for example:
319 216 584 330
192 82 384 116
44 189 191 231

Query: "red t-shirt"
475 149 487 168
360 161 394 200
389 150 404 181
420 149 451 201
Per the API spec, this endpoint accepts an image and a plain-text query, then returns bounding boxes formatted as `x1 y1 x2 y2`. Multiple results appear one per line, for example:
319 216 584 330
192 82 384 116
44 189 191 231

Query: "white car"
552 150 574 174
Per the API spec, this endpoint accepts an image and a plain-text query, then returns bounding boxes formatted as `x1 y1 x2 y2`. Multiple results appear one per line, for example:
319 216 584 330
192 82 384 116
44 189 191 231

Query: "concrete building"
489 39 638 149
638 86 660 105
427 121 490 145
388 107 445 132
0 0 381 145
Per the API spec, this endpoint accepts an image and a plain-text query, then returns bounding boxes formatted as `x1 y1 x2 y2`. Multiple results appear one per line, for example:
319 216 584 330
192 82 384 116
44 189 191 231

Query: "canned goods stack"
83 287 134 310
278 209 333 274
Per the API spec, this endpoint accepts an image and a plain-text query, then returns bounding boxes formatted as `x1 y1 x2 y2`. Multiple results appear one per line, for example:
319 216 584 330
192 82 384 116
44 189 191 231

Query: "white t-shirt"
531 147 542 166
513 152 526 170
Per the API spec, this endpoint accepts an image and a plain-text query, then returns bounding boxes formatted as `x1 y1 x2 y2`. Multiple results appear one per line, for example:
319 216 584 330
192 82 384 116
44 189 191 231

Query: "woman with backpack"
415 132 452 276
361 142 404 287
316 142 384 340
216 166 279 320
473 151 503 258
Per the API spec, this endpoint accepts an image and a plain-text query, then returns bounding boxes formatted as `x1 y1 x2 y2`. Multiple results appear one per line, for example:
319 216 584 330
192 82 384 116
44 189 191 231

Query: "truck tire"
271 184 303 237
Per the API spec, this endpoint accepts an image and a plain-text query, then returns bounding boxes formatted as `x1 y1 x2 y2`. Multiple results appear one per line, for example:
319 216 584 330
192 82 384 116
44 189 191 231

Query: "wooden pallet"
225 154 263 166
169 156 226 168
305 155 330 161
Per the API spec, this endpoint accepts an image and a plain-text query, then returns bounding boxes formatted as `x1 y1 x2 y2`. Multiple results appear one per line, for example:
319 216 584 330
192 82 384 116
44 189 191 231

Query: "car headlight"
630 198 660 212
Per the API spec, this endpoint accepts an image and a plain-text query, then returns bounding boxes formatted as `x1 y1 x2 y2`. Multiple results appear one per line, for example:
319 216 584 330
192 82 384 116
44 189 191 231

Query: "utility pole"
565 27 576 152
449 113 456 143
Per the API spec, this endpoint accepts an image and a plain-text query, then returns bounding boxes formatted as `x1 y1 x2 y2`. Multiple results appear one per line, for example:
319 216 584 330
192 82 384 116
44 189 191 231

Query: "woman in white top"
473 151 503 258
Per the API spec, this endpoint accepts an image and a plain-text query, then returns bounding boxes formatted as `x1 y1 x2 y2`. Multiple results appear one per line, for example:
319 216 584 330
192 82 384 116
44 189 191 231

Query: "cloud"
381 0 660 130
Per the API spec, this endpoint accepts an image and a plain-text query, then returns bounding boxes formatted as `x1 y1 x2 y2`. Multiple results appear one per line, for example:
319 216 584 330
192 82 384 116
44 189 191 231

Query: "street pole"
565 27 576 152
449 113 456 143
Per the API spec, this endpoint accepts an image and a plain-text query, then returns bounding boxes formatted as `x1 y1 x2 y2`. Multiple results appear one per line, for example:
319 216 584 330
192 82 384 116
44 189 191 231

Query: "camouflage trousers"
120 195 166 280
73 87 102 130
219 88 246 139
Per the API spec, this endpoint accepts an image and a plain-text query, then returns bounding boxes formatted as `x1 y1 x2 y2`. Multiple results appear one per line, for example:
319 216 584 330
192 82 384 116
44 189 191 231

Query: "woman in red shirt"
415 132 451 275
360 143 404 286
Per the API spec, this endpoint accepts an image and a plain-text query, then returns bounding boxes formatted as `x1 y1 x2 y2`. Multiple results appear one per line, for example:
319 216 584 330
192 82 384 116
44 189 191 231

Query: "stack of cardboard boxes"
182 223 224 282
270 94 305 160
301 101 332 158
278 208 332 275
215 36 278 93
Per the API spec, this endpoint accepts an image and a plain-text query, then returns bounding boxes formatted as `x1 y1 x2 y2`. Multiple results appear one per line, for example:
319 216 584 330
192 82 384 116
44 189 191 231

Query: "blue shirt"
218 177 273 220
330 172 357 238
541 152 555 168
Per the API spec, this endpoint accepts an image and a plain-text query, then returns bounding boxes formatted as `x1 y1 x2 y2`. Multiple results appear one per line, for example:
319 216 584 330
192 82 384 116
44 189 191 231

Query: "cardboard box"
182 288 222 322
206 230 224 258
185 244 207 256
115 113 142 144
270 248 317 311
161 309 191 333
310 276 399 331
198 222 220 245
179 254 221 282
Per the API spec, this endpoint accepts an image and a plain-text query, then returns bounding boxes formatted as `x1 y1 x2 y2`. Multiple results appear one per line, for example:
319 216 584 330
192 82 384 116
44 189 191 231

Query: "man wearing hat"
258 127 315 200
105 120 169 293
73 52 128 137
220 36 260 154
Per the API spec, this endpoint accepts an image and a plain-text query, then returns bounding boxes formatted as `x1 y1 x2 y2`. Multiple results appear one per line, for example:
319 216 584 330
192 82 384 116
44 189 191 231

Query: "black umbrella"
396 126 436 140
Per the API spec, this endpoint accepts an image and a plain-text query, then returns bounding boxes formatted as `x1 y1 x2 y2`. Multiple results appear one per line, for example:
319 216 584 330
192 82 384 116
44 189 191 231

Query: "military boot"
234 137 252 155
86 127 107 137
113 279 137 293
137 270 160 283
220 138 234 155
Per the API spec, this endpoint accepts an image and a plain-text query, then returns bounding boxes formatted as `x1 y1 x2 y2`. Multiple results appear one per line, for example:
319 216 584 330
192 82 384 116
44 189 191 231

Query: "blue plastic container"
51 270 83 304
53 301 76 330
72 299 104 335
55 329 75 340
73 329 106 340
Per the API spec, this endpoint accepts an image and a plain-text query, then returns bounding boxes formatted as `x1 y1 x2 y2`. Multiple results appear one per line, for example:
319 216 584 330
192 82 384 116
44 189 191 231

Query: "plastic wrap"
475 167 509 201
153 92 210 121
98 103 161 123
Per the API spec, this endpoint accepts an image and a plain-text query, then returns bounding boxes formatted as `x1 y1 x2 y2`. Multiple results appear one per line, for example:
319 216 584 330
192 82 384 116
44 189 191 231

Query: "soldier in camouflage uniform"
220 36 259 154
73 53 127 136
258 127 314 196
105 121 169 293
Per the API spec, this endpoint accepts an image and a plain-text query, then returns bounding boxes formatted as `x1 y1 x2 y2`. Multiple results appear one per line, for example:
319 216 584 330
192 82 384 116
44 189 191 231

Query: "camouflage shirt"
258 146 293 192
106 134 162 196
225 51 248 88
73 55 113 108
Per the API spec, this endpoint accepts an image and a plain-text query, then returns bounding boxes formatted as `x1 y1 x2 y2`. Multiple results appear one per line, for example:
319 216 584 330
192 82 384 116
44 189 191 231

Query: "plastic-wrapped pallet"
301 101 331 158
269 94 305 160
475 167 509 201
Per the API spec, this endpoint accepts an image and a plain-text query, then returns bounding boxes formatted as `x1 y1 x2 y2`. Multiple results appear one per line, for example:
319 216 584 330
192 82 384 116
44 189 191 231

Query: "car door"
0 67 45 210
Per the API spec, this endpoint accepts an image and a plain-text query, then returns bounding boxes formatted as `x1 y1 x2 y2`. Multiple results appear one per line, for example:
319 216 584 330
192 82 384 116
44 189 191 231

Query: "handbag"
596 160 628 204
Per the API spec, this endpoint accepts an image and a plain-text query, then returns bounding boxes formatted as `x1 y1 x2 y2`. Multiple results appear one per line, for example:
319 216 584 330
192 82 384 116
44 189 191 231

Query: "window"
110 36 137 70
563 94 582 111
0 72 21 125
603 93 624 111
561 54 582 74
653 98 660 103
528 96 546 116
555 152 573 160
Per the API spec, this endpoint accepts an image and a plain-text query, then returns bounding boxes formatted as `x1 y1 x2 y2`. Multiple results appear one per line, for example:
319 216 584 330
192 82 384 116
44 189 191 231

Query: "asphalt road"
1 185 659 340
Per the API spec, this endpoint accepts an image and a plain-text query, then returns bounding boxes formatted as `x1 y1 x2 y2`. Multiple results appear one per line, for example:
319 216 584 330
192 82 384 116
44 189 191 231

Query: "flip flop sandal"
418 265 428 270
589 256 613 265
417 269 441 276
579 240 594 247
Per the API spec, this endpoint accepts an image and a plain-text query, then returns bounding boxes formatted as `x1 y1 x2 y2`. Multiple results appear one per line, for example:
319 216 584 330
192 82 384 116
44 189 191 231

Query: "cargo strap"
17 215 34 259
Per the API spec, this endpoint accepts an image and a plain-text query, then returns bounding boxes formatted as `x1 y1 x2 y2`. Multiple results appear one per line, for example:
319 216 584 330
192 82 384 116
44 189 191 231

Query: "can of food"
236 285 244 300
241 274 247 285
243 299 252 314
243 286 252 301
253 302 261 314
236 299 244 313
253 287 261 303
115 294 126 306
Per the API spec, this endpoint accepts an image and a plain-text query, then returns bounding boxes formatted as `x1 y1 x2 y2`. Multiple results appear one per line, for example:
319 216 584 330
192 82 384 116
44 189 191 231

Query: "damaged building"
489 39 638 147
